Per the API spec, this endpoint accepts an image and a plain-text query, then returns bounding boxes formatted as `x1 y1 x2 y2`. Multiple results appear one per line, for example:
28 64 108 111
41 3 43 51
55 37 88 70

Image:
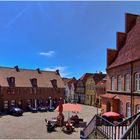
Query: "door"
106 102 111 112
90 95 92 106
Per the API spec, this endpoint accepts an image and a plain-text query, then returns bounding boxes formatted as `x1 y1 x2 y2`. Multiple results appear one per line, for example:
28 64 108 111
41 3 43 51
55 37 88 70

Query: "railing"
120 114 140 139
81 112 140 139
80 115 97 139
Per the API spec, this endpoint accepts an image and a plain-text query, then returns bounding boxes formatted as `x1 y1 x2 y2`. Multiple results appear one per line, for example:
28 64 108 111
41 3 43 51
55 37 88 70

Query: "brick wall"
0 86 64 111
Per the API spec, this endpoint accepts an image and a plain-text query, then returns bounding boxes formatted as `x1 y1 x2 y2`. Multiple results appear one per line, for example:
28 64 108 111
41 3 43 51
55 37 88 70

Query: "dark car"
38 106 47 112
9 107 23 116
28 106 38 113
48 106 55 112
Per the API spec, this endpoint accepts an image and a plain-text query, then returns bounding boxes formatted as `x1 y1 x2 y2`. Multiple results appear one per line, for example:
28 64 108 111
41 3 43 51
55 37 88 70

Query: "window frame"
125 74 130 91
111 76 115 91
135 73 140 91
117 75 122 91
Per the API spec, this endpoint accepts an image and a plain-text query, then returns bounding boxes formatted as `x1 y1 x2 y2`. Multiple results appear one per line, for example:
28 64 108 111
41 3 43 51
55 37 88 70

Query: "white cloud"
39 51 55 57
45 66 71 77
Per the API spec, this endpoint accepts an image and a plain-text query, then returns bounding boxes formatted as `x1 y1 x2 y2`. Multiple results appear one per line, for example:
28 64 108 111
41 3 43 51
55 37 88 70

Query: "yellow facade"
85 76 96 106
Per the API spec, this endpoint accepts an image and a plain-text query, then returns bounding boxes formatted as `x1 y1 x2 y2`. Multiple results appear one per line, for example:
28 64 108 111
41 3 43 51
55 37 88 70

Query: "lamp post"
96 99 99 115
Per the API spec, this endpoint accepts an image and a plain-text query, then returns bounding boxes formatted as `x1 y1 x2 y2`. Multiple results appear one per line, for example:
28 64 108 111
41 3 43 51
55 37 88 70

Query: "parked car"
9 107 23 116
38 106 47 112
29 107 38 113
48 106 55 112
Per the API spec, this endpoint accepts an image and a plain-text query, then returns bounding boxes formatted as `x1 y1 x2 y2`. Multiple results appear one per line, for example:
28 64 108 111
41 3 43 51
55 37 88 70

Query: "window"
136 105 140 113
125 74 130 91
135 73 140 91
126 102 131 117
33 88 37 94
111 77 115 91
10 100 16 107
117 75 122 91
7 88 14 94
4 101 8 109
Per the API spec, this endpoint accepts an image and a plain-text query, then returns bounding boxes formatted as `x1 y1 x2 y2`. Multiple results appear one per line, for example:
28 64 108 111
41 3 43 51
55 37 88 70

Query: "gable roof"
80 73 106 85
80 73 95 83
108 15 140 69
0 66 65 88
62 78 73 85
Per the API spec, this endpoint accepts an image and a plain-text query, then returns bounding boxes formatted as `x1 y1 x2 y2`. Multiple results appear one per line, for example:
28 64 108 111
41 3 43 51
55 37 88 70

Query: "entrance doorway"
106 102 111 112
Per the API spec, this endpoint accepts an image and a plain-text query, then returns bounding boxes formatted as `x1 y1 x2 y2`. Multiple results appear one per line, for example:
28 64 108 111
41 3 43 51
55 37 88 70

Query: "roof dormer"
31 78 37 87
7 77 15 87
51 79 57 88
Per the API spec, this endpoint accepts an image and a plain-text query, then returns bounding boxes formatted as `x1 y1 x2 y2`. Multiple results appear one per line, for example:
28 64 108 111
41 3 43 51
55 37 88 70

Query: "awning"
100 93 119 99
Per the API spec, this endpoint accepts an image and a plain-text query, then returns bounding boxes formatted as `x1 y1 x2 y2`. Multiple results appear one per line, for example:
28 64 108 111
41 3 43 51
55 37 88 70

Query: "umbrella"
58 99 63 114
102 112 121 118
55 103 82 112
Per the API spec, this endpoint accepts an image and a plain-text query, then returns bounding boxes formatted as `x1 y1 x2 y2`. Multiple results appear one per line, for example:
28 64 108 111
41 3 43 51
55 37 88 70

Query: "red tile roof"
80 73 106 84
0 66 65 88
108 16 140 69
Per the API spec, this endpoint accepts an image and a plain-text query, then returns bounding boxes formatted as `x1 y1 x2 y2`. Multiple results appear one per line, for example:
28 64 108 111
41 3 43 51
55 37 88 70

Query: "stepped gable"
108 14 140 69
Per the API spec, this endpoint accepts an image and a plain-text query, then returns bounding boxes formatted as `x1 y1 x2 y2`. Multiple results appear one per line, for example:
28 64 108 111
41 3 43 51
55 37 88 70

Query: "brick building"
95 77 106 108
75 73 105 104
62 77 77 102
0 66 65 112
103 13 140 117
85 74 106 106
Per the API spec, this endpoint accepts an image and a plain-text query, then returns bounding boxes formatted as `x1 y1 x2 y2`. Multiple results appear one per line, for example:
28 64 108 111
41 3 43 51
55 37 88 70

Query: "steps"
88 128 109 139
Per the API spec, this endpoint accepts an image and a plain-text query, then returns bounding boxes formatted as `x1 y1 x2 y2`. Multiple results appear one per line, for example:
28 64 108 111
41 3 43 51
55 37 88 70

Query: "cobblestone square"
0 105 98 139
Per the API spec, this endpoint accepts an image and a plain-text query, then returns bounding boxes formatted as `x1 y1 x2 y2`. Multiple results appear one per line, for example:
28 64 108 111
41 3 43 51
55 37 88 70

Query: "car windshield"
14 108 21 111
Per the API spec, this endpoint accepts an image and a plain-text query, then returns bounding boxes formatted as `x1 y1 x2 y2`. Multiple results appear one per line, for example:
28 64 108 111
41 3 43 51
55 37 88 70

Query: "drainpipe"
130 61 133 116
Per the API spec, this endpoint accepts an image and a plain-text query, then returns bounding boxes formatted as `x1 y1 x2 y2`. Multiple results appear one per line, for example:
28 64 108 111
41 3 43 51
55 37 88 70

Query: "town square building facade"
102 13 140 117
85 74 106 106
62 77 77 103
0 66 65 112
95 77 106 108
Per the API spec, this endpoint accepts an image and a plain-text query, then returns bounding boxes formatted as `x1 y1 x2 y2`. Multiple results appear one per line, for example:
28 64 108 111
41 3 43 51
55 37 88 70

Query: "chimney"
36 68 41 74
73 77 76 80
56 69 60 75
14 65 20 72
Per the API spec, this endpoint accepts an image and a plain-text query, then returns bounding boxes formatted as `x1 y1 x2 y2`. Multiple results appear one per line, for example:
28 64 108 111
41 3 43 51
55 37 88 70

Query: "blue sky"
0 1 140 78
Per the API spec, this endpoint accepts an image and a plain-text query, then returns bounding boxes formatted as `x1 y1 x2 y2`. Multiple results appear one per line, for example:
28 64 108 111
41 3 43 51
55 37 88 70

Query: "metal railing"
80 112 140 139
120 114 140 139
80 115 97 139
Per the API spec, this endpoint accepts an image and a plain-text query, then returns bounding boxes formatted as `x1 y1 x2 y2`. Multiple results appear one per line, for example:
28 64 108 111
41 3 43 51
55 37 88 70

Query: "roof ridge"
0 66 56 73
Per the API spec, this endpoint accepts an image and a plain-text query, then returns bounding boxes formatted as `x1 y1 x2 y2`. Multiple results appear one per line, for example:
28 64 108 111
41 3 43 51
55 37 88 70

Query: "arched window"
135 73 140 91
125 74 130 91
117 75 122 91
136 104 140 113
111 77 115 91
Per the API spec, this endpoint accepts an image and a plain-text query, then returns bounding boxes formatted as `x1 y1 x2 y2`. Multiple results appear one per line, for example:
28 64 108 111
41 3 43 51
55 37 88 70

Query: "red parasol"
102 112 121 118
58 99 63 114
55 103 82 112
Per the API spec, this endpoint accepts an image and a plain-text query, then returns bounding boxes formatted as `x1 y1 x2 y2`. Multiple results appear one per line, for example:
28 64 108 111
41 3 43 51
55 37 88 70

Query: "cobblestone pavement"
0 105 99 139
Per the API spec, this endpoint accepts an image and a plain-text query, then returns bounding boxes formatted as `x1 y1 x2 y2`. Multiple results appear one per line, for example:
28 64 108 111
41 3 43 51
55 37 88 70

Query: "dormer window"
31 78 37 87
51 79 57 88
7 77 15 87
